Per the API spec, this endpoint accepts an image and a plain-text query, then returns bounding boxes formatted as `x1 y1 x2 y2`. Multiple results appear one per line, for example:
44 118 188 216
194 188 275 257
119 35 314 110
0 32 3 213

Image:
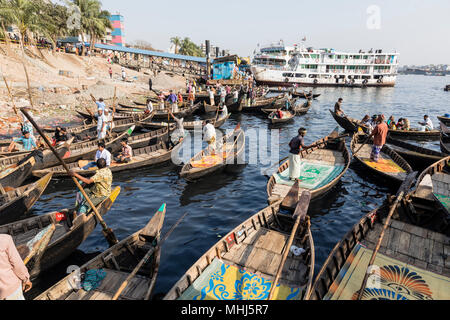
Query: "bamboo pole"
2 75 22 124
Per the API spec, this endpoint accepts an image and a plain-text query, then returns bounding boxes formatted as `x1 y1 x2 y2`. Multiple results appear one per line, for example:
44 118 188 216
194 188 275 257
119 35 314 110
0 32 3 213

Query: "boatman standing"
288 128 310 181
97 108 107 140
0 234 32 300
208 87 215 106
203 120 217 154
368 114 388 163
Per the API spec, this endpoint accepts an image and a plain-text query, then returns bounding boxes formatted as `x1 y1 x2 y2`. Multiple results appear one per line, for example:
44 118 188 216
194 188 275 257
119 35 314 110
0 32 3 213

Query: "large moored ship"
250 41 399 87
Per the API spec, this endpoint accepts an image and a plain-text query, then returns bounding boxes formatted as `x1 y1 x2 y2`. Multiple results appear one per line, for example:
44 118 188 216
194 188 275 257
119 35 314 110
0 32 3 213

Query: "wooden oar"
352 128 372 158
213 103 220 127
109 87 117 136
356 171 417 300
268 186 312 300
112 211 188 300
21 108 119 246
2 76 22 125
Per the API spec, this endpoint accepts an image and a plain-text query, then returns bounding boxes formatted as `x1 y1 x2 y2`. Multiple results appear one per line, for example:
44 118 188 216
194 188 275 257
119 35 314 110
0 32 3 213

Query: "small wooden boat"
0 187 120 278
151 103 202 120
440 122 450 154
76 110 150 123
261 98 290 114
351 132 413 184
437 115 450 126
164 191 315 300
292 91 321 99
0 155 36 188
293 100 312 115
180 125 245 181
0 173 52 225
127 128 169 149
269 111 295 124
388 128 441 140
113 114 153 133
202 101 218 113
267 128 351 204
241 97 277 113
386 136 447 170
0 139 73 171
33 139 185 179
308 177 450 300
139 113 230 131
36 203 165 300
61 126 134 164
414 156 450 216
329 110 367 132
225 95 244 113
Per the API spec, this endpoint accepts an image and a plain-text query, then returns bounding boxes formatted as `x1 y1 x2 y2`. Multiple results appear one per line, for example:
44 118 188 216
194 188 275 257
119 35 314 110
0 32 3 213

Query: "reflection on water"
27 75 448 299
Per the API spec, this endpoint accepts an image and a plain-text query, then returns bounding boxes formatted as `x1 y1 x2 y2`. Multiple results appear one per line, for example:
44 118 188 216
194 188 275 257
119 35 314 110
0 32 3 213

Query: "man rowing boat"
288 128 311 181
367 114 388 163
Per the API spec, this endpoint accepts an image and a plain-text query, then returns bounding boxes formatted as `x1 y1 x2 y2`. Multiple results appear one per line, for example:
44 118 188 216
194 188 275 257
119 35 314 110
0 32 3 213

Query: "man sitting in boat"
70 158 112 215
219 104 228 117
288 128 311 181
82 142 111 170
361 115 373 132
367 114 388 163
334 98 344 116
418 115 434 131
145 99 154 115
5 130 37 153
274 108 284 119
282 98 291 111
114 138 133 164
169 112 185 146
203 120 216 154
396 118 405 130
53 126 68 145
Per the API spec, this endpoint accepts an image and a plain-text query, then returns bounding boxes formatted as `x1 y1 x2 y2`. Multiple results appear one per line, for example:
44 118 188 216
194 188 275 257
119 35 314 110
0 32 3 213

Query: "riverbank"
0 44 189 137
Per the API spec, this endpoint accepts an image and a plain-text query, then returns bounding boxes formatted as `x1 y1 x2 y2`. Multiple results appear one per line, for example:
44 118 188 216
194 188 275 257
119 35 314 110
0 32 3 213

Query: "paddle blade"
293 191 311 222
281 179 300 211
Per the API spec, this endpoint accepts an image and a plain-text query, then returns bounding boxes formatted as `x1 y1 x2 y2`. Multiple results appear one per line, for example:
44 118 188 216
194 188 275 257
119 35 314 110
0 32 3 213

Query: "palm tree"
87 8 111 52
179 37 204 57
170 36 182 54
41 2 71 53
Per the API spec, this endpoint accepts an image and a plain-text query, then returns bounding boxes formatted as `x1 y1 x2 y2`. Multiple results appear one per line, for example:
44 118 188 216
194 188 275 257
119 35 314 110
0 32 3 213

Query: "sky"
100 0 450 66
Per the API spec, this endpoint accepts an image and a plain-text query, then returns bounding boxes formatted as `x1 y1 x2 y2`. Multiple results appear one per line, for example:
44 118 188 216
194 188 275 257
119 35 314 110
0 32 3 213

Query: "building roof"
94 43 207 63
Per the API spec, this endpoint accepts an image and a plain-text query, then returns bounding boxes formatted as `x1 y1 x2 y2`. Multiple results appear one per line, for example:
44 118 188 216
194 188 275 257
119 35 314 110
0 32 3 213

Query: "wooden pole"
268 189 311 300
2 75 22 124
22 63 35 110
20 108 119 246
112 211 188 300
356 172 417 300
110 87 116 136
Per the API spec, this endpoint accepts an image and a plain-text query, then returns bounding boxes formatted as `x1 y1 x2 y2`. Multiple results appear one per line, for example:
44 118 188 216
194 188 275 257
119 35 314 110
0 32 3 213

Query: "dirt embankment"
0 44 188 137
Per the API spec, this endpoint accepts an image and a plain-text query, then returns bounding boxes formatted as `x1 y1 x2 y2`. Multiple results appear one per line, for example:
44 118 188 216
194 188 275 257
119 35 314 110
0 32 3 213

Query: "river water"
27 75 449 299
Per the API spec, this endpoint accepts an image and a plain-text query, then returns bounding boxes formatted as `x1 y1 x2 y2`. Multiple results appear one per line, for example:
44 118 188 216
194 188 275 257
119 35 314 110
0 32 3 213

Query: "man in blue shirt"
7 131 37 152
95 98 106 111
166 90 178 113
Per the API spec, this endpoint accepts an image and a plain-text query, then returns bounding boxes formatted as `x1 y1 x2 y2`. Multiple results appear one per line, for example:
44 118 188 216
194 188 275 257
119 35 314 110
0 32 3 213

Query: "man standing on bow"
368 114 388 163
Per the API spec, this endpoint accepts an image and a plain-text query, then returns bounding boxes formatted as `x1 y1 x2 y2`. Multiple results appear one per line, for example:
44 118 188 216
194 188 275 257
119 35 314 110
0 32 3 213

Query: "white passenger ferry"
250 41 399 87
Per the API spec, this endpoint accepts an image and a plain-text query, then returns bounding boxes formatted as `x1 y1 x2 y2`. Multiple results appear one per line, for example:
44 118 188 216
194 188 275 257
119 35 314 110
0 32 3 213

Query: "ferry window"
282 73 294 77
304 54 310 58
295 74 306 78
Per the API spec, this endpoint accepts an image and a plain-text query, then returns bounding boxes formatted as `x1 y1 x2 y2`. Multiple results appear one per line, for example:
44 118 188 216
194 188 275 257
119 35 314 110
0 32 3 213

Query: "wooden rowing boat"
180 125 245 181
32 139 185 179
293 100 312 115
241 97 278 113
437 115 450 126
388 128 441 140
76 110 150 123
440 122 450 154
269 111 295 124
414 156 450 216
164 194 315 300
267 128 351 205
35 203 165 300
261 98 290 114
61 126 134 164
151 103 202 120
329 110 367 132
0 173 52 225
308 181 449 300
0 187 120 278
386 136 447 171
139 113 230 131
0 155 36 188
351 132 413 184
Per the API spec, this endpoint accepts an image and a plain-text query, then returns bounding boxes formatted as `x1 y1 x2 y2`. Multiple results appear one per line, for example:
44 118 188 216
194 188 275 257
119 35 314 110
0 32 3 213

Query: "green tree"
179 37 204 57
41 2 71 52
170 36 182 54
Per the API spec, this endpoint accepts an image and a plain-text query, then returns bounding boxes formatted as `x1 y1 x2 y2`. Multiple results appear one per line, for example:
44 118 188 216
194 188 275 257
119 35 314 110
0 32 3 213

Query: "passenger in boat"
167 90 178 113
203 120 217 153
0 234 32 300
361 115 373 132
219 87 226 106
403 118 410 131
82 142 111 170
187 90 194 107
306 90 313 99
232 89 239 104
208 87 215 106
97 108 107 140
387 116 397 130
114 138 133 164
334 98 344 116
145 99 154 115
5 130 37 153
95 98 106 111
169 111 185 146
219 104 228 117
418 115 434 131
396 118 405 130
178 91 184 107
275 109 284 119
54 126 68 144
283 98 291 111
70 158 112 214
368 114 388 163
21 107 35 139
158 93 165 110
104 108 113 133
288 128 310 181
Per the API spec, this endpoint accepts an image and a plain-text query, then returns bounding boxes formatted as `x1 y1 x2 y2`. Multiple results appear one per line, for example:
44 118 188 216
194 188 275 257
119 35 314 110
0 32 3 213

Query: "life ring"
315 59 319 63
285 77 289 83
363 79 368 85
343 59 347 64
377 78 382 83
313 79 318 84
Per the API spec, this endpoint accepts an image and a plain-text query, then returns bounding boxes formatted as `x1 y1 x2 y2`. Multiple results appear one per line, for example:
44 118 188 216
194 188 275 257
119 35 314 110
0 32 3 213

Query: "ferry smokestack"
205 40 211 79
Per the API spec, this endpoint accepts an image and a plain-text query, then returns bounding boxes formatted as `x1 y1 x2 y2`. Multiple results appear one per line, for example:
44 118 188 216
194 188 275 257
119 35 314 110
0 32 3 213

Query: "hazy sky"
101 0 450 66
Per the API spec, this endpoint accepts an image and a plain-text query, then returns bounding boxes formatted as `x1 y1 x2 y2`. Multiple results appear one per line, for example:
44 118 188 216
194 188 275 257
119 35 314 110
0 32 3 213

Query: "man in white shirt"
203 120 217 153
104 108 113 133
97 109 107 139
208 87 215 106
82 142 111 170
419 115 434 131
220 87 226 106
220 104 228 117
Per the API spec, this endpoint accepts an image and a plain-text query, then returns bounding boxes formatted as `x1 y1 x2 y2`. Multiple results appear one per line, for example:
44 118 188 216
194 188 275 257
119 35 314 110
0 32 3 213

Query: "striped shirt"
14 137 37 151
